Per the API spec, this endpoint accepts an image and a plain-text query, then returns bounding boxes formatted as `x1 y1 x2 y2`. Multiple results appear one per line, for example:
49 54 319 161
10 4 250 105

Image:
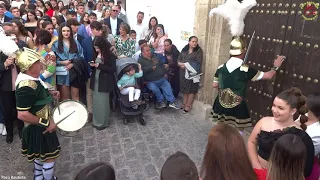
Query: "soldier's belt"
219 88 242 108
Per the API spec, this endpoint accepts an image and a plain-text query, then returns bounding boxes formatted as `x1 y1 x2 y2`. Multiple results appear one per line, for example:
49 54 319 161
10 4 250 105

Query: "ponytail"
298 96 308 131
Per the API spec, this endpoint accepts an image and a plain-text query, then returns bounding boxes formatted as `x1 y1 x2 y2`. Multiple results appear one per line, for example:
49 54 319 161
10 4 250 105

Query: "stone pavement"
0 106 213 180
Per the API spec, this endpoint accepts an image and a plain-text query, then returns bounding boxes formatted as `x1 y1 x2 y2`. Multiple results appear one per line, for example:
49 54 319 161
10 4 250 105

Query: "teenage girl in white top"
296 94 320 155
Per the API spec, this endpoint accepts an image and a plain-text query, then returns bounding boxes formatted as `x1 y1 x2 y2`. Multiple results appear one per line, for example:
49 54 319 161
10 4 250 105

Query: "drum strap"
34 96 52 106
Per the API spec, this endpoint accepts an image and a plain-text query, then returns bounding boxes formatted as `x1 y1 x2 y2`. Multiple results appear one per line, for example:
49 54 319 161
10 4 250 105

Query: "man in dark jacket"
164 39 180 98
0 24 26 143
104 5 123 36
81 21 103 122
138 45 179 109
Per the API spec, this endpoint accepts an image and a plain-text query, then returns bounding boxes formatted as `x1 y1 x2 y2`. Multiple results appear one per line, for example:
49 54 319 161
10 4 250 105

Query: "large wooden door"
243 0 320 123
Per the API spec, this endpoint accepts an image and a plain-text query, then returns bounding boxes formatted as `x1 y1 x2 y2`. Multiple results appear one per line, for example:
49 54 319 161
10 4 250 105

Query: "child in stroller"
117 63 145 109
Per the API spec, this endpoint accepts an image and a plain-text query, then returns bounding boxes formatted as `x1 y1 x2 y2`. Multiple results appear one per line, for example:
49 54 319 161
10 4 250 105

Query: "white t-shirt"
133 23 145 41
296 114 320 156
110 17 118 36
11 1 24 8
93 10 103 21
306 122 320 155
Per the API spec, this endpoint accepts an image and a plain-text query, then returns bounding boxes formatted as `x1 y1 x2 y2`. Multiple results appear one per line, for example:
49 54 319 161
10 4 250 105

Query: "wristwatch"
272 66 280 71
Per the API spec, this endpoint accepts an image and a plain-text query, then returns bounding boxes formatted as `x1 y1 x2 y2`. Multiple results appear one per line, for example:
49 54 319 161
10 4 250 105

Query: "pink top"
86 25 92 37
152 36 167 54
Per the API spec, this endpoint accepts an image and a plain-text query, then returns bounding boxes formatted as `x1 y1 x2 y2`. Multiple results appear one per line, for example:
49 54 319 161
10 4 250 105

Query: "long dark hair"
153 24 165 40
44 1 54 12
267 134 306 180
93 36 112 63
27 10 38 22
75 162 115 180
148 16 158 30
181 36 200 53
277 87 309 130
200 124 257 180
12 20 29 37
80 13 90 24
57 23 78 53
35 29 52 46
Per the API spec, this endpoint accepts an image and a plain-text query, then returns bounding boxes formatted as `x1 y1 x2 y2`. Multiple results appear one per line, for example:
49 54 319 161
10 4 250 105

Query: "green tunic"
16 79 60 162
212 61 261 128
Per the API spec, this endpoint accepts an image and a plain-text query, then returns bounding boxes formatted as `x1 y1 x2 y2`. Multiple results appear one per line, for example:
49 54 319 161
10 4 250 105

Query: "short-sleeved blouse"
114 35 135 58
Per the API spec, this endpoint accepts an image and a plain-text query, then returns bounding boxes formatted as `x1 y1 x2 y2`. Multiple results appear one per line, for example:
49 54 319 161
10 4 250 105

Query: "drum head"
52 100 88 132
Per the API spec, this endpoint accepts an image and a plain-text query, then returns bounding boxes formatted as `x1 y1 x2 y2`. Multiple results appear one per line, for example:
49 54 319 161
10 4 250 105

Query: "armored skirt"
212 98 251 128
212 60 262 129
16 79 61 162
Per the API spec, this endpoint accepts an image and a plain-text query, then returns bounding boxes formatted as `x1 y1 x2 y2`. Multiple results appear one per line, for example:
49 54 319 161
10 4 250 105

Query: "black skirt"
212 98 252 128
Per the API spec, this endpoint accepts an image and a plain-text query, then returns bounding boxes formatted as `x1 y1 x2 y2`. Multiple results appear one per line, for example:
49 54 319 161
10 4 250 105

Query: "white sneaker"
0 123 4 135
2 127 7 136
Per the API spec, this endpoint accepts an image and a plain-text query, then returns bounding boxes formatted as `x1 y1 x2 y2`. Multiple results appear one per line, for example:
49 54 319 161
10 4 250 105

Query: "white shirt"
133 23 145 41
93 10 103 21
306 122 320 155
110 17 118 36
0 17 4 24
225 57 263 80
73 33 78 41
296 114 320 155
11 1 24 8
133 50 141 60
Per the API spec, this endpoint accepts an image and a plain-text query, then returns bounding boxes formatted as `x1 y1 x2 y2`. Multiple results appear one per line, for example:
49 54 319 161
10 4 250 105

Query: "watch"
272 66 280 71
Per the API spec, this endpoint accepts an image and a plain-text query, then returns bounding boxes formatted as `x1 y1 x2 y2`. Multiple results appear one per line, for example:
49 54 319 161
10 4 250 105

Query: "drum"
52 100 88 136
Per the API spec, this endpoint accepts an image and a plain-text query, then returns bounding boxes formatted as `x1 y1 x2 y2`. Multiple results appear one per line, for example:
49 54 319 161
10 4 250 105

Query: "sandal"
183 105 191 114
180 104 186 110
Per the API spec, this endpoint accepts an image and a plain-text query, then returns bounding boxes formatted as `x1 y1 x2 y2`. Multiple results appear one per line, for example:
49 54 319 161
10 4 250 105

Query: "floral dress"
114 35 135 58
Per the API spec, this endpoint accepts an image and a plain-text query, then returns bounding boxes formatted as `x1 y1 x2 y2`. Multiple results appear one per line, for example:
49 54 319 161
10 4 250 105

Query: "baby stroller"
116 58 149 125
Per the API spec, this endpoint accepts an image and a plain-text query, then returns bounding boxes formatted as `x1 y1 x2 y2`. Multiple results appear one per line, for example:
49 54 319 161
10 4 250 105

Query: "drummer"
15 48 60 180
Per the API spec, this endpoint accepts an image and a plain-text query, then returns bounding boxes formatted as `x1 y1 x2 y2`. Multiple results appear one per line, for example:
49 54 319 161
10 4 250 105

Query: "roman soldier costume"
209 0 260 129
212 38 262 128
209 0 285 130
15 48 60 180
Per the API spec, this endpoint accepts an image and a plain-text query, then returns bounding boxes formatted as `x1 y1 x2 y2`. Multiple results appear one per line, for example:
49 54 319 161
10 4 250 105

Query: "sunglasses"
112 10 118 12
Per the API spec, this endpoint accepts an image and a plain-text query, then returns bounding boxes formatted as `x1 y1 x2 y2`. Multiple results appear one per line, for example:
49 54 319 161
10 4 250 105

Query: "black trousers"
0 91 24 136
168 71 180 98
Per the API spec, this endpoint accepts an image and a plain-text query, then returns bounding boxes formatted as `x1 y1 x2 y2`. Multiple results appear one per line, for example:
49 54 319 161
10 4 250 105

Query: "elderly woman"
113 22 135 59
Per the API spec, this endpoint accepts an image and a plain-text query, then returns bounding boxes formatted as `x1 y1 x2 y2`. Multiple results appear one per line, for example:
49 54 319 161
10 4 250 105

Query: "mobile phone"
160 29 164 35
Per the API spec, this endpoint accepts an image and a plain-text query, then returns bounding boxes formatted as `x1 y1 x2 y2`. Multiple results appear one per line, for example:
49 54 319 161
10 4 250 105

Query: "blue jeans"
147 77 175 103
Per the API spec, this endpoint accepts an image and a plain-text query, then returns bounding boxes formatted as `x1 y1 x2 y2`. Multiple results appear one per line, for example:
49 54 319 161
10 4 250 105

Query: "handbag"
56 66 67 75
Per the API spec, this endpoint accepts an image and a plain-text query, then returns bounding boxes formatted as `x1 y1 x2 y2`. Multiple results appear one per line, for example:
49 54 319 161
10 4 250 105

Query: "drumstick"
43 110 76 134
56 98 61 115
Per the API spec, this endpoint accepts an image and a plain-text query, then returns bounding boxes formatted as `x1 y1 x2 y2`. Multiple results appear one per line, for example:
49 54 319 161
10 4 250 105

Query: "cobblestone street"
0 105 213 180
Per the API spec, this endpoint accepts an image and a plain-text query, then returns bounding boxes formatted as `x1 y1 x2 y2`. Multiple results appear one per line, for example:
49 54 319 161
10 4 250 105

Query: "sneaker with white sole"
2 127 7 136
0 123 4 135
169 101 180 109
